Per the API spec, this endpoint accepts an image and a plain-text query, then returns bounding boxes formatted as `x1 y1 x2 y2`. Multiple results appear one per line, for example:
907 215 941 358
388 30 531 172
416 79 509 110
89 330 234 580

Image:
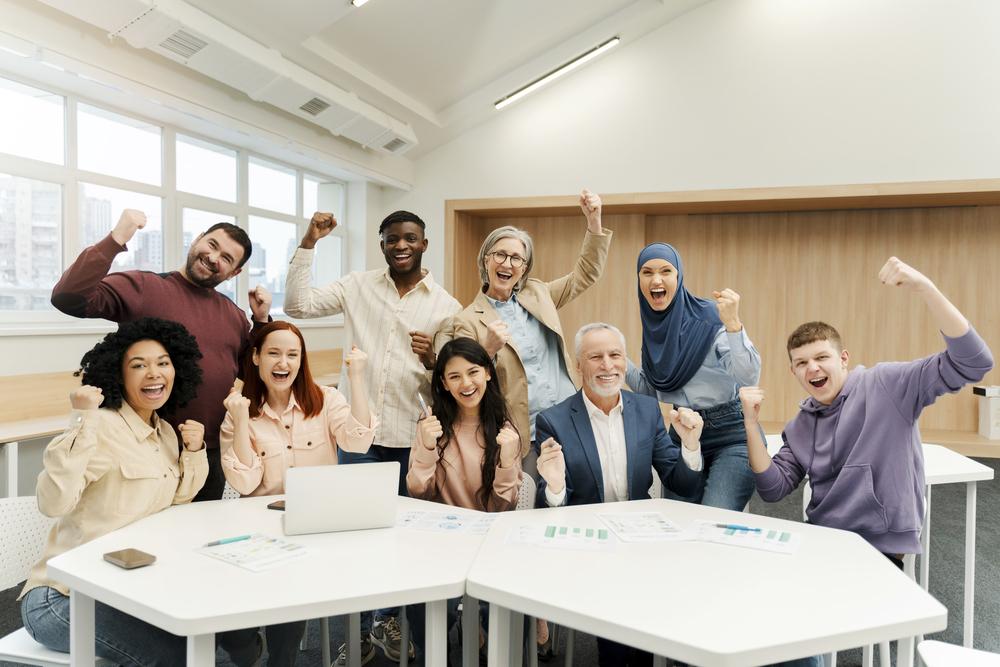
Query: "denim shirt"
626 327 760 410
487 294 576 439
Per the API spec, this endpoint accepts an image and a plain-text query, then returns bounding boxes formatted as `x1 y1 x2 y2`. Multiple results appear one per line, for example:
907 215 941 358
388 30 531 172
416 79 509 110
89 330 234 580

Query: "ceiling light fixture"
351 0 370 7
494 36 620 110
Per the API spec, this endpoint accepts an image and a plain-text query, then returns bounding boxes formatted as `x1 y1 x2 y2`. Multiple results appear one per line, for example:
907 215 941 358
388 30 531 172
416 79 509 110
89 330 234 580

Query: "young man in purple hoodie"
739 256 993 567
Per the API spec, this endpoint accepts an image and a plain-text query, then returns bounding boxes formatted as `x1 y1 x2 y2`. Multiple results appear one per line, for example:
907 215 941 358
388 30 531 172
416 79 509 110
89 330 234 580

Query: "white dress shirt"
285 248 461 448
545 391 703 506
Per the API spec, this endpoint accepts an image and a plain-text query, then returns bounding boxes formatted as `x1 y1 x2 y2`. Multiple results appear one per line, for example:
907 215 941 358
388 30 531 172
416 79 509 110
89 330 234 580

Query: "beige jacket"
451 229 613 457
20 404 208 597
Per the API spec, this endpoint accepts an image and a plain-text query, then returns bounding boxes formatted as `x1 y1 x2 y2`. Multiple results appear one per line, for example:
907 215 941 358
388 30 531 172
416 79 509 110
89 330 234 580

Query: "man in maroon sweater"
52 209 270 501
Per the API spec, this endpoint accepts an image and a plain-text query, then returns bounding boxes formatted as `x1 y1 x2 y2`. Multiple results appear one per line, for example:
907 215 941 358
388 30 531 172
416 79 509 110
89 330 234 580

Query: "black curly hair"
75 317 203 414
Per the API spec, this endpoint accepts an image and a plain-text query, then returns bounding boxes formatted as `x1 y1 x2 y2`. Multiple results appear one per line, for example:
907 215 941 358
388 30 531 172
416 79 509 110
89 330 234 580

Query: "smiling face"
121 339 175 422
578 327 627 400
484 236 528 301
442 355 491 417
184 229 245 288
380 221 427 275
253 329 302 396
638 258 679 311
789 339 850 405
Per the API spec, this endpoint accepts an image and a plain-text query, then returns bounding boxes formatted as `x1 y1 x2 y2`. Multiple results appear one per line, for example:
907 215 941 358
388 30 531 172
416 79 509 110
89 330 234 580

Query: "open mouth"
271 371 291 382
496 270 513 281
459 387 478 398
392 252 412 264
809 377 828 389
140 384 165 399
595 373 619 384
198 257 217 273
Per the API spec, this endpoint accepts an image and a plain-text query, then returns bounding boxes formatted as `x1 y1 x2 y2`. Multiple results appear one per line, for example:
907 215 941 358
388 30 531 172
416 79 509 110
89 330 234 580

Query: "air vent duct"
36 0 418 154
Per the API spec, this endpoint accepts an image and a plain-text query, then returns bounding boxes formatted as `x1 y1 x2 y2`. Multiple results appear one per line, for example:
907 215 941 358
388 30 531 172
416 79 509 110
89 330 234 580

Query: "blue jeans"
665 399 756 511
21 586 264 667
339 443 412 635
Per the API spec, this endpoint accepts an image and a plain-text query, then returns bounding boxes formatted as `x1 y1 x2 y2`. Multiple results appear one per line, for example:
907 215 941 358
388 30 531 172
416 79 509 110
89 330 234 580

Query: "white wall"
386 0 1000 280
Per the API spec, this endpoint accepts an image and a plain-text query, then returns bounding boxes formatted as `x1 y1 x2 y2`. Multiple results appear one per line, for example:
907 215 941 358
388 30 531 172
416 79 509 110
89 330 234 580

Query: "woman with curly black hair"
17 318 260 666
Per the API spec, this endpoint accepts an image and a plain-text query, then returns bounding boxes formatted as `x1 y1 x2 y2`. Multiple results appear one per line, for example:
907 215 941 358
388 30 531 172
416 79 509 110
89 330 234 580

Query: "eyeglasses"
488 251 526 268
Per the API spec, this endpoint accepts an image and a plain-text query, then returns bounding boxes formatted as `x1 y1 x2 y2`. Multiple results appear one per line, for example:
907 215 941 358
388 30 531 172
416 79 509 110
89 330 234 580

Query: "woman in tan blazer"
451 189 612 469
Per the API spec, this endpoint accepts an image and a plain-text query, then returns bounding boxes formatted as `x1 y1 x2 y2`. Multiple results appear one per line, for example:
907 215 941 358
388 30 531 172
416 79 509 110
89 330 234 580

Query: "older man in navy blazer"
533 322 705 666
535 322 705 509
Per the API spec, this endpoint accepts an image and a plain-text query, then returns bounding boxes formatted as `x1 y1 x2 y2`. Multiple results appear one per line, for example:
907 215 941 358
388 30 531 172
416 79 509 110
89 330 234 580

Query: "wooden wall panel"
645 206 999 431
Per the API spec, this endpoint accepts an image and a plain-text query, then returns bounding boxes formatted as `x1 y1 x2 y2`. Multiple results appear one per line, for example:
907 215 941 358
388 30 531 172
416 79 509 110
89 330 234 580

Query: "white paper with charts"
396 509 497 535
694 520 800 554
597 512 695 542
199 534 307 572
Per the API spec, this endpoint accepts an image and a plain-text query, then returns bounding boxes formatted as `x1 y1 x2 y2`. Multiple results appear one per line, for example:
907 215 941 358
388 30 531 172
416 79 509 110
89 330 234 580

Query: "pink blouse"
220 385 377 496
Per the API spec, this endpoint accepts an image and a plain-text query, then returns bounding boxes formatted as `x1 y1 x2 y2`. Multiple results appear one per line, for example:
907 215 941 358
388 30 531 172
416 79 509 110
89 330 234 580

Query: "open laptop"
282 462 399 536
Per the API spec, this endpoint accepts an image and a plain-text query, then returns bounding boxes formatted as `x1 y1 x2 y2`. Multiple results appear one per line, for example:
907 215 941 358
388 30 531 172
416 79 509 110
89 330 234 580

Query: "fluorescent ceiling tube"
495 36 620 110
351 0 370 6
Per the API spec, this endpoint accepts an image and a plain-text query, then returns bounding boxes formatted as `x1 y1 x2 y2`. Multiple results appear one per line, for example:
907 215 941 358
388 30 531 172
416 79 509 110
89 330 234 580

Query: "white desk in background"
46 495 485 666
468 498 946 667
0 416 67 497
767 433 994 649
921 443 994 647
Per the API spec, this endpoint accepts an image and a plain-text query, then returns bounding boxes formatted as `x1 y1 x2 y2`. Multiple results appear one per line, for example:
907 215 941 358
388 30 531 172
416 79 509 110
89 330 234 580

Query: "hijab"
637 243 722 393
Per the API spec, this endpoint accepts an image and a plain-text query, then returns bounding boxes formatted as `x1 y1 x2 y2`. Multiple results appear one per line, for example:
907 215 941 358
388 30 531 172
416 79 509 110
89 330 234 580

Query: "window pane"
303 175 321 218
248 215 298 316
0 174 62 311
182 208 238 302
78 104 161 185
249 157 295 215
79 183 162 273
177 135 237 202
0 77 64 164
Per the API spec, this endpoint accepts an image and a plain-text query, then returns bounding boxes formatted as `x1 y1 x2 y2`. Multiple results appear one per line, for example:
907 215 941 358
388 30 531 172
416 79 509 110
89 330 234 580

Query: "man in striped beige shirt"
284 209 460 664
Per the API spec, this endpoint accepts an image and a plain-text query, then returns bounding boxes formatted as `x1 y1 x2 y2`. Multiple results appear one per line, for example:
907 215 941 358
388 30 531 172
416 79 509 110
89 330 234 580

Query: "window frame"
0 71 347 333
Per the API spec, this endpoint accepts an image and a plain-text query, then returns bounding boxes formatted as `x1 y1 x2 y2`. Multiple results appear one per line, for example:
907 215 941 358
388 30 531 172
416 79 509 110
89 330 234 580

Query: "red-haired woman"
220 321 377 497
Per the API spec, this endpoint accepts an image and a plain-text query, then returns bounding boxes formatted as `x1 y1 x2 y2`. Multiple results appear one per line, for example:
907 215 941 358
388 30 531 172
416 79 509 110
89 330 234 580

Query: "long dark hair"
430 337 513 511
242 321 324 419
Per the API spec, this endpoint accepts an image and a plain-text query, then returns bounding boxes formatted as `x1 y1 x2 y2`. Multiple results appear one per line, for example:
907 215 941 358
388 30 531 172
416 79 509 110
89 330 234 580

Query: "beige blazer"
451 229 613 457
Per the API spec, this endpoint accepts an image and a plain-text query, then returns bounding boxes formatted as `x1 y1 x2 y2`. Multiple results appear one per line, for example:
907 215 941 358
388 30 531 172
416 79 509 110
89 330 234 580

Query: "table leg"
899 635 915 667
463 594 479 667
399 606 409 667
186 633 214 667
424 599 447 666
4 441 18 497
488 603 512 667
69 589 95 665
964 481 977 647
920 485 931 590
348 611 361 667
509 610 524 666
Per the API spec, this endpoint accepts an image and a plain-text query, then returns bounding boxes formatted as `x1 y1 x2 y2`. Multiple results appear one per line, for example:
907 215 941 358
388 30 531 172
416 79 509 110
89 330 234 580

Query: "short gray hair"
477 226 534 292
575 322 627 358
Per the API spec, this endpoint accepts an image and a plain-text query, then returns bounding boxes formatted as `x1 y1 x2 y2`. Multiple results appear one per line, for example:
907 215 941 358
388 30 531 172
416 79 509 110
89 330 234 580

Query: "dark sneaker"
333 637 376 666
370 616 416 661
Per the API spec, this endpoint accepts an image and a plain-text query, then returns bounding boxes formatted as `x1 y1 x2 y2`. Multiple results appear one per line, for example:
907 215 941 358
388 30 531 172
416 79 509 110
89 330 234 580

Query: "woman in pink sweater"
407 337 522 512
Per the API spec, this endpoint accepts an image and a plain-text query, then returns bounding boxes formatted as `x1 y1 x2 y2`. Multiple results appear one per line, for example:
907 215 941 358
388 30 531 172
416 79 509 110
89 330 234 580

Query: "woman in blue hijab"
626 242 761 511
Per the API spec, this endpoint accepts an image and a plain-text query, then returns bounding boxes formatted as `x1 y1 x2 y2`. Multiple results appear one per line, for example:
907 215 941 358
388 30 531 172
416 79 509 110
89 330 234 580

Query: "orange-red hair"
242 321 324 419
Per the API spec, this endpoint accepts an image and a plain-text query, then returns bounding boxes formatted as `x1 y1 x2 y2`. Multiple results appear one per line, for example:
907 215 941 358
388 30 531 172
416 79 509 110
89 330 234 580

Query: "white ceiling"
164 0 712 157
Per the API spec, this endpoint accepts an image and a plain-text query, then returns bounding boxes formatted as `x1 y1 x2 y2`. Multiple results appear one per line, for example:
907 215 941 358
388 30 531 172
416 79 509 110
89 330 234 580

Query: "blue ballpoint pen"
204 534 252 547
714 523 762 533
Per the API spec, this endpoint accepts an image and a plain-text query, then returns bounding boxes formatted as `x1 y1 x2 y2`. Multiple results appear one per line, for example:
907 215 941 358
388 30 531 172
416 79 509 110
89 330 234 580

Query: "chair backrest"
516 474 536 511
0 496 55 590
